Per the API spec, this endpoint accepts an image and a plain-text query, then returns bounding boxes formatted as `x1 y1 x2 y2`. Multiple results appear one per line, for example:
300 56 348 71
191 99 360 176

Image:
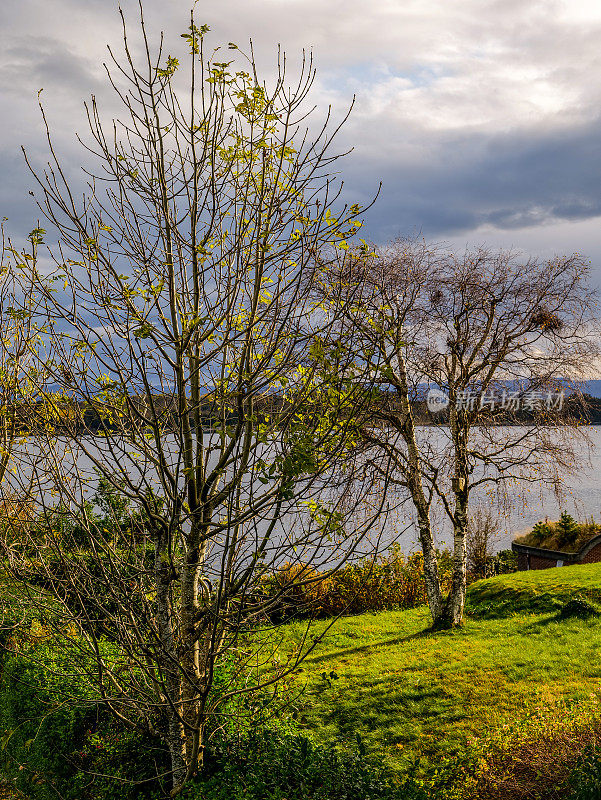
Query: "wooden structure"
513 533 601 570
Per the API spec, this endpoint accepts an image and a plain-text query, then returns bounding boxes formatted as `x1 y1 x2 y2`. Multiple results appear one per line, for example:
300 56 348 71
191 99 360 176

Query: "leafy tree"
556 511 579 546
0 224 50 484
3 4 382 793
531 521 553 544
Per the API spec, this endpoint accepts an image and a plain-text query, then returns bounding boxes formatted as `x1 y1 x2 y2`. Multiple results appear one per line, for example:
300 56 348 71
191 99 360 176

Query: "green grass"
278 563 601 777
466 561 601 617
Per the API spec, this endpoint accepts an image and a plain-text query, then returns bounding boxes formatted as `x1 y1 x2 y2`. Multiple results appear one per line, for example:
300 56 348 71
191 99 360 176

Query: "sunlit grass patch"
467 561 601 618
278 579 601 779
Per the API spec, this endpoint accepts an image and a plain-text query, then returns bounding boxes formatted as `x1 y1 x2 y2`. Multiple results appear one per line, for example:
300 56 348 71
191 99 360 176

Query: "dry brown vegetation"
465 707 601 799
514 514 601 553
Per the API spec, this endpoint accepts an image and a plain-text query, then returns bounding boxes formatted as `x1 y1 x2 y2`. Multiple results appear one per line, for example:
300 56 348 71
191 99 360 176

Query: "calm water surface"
11 426 601 558
397 426 601 554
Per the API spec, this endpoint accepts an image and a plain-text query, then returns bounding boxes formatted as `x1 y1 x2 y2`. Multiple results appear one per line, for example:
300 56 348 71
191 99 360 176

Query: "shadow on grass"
520 609 600 633
299 670 484 771
303 625 467 667
465 588 566 619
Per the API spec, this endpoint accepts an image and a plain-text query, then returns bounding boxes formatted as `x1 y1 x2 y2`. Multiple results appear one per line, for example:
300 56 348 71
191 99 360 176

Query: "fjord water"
9 426 601 557
412 425 601 553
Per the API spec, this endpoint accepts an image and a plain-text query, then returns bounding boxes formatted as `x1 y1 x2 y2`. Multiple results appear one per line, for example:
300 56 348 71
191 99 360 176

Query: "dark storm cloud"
0 37 101 98
343 117 601 242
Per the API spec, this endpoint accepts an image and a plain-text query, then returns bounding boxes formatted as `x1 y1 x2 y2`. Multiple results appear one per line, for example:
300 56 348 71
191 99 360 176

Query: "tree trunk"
166 712 187 792
416 512 444 620
393 351 444 621
180 549 202 770
434 399 470 630
435 495 468 628
155 536 188 790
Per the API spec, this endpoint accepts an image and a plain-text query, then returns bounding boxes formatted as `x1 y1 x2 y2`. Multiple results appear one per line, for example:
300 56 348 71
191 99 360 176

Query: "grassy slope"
467 561 601 616
281 562 601 774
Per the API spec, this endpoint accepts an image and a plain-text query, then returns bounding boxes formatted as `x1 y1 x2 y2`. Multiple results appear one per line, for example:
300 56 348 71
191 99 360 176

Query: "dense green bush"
570 742 601 799
67 722 168 800
0 636 166 799
0 615 310 798
490 548 518 575
0 637 425 800
0 639 90 794
180 731 426 800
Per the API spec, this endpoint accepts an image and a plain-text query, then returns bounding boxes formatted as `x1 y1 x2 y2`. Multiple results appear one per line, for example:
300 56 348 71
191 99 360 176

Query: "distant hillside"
583 379 601 398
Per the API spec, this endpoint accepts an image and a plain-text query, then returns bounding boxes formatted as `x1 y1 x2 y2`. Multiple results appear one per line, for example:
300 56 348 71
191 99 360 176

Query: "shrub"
570 742 601 799
557 511 580 546
489 549 518 575
0 638 91 795
466 506 501 579
515 514 601 553
180 731 427 800
260 546 453 621
0 636 166 799
67 722 167 800
0 607 273 799
530 520 552 544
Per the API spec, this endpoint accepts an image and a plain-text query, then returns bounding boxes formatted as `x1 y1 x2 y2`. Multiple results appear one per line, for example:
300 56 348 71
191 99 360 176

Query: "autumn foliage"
261 546 454 620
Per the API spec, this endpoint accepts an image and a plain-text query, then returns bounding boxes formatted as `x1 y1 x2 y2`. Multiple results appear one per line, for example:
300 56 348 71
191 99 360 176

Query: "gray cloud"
337 116 601 251
2 0 601 278
0 37 101 98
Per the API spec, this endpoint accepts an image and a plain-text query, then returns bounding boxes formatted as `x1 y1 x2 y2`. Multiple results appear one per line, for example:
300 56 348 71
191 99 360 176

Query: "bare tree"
466 505 502 579
2 5 383 793
319 237 600 628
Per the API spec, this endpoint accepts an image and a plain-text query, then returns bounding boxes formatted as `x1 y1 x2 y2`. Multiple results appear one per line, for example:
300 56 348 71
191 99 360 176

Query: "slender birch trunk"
436 402 470 628
387 351 444 621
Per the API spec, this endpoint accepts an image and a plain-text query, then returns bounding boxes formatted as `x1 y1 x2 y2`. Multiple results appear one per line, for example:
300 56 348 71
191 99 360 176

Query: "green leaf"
28 227 46 245
157 55 179 78
133 322 154 340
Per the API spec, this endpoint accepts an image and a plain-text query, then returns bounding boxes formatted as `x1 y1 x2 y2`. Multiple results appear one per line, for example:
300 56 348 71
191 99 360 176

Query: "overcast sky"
2 0 601 282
